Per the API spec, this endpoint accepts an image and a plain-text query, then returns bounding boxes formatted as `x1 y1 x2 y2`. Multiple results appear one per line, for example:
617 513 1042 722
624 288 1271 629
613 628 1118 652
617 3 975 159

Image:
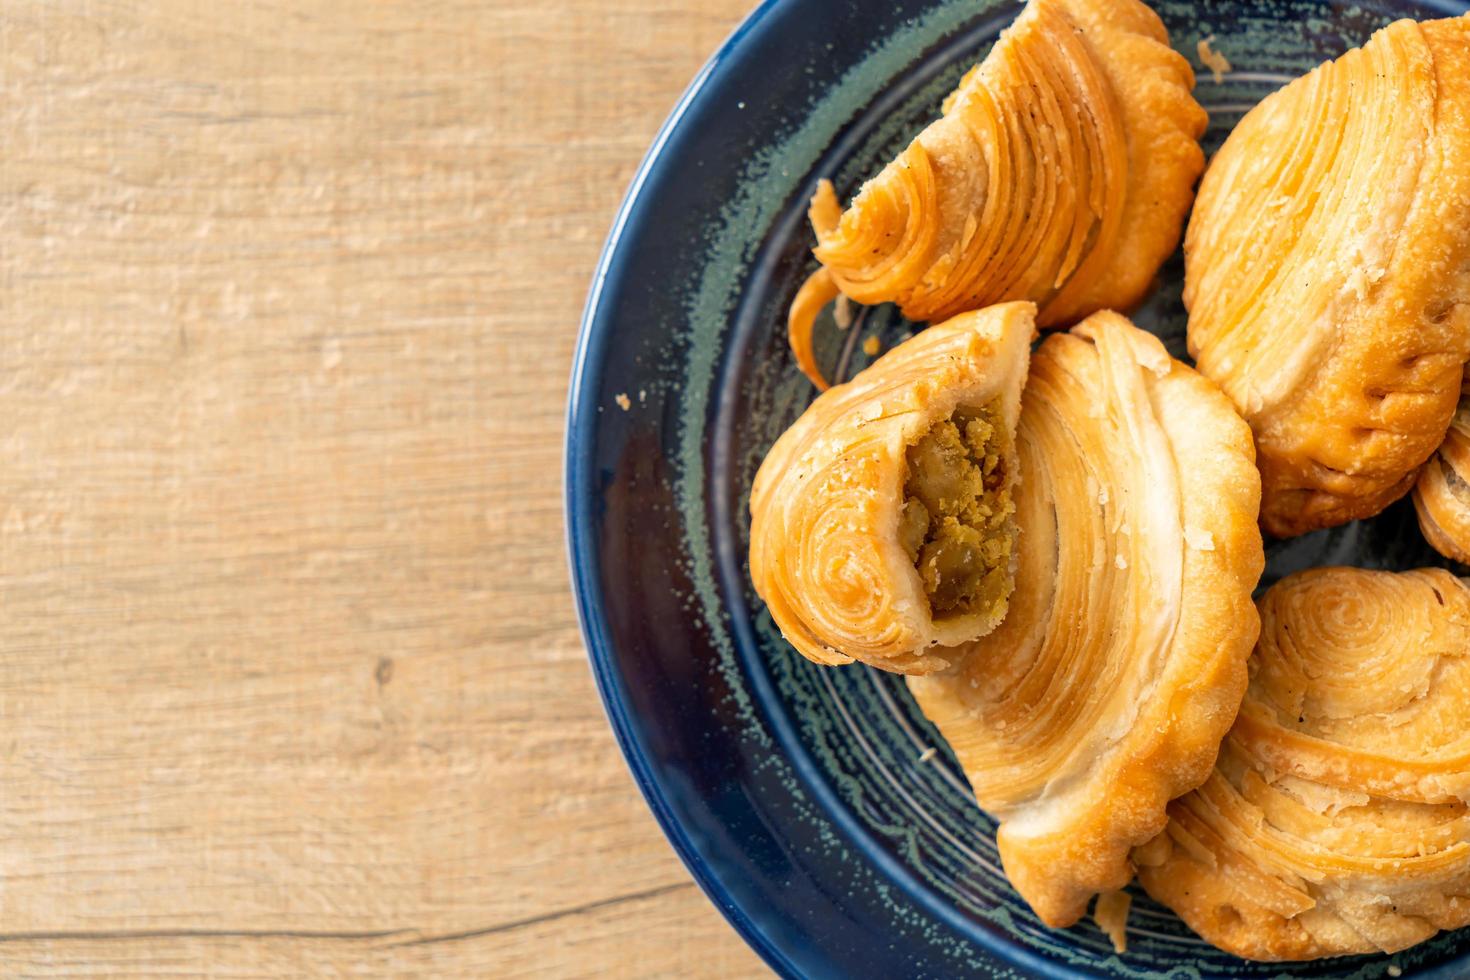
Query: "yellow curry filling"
899 402 1015 621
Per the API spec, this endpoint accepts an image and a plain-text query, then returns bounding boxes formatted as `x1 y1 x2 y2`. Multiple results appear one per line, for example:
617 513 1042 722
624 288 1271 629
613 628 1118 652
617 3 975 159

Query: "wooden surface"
1 1 767 976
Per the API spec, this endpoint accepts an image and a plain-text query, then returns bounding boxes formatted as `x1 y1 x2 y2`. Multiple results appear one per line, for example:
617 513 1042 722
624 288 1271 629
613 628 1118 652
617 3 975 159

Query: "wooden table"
2 1 767 975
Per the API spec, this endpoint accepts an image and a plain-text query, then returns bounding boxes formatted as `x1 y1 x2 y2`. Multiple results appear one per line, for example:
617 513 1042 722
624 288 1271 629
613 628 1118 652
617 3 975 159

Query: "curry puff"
750 302 1033 675
1139 568 1470 960
908 312 1264 929
1185 16 1470 537
787 0 1206 388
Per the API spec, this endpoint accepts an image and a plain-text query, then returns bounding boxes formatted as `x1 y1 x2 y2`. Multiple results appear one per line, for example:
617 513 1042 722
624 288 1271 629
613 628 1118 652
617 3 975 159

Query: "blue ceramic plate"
565 1 1470 976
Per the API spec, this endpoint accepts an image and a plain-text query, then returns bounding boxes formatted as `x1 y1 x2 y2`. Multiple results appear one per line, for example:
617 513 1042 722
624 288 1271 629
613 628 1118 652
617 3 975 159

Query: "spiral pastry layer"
908 311 1264 927
1184 16 1470 537
787 0 1203 384
1138 567 1470 960
750 302 1034 674
1414 370 1470 563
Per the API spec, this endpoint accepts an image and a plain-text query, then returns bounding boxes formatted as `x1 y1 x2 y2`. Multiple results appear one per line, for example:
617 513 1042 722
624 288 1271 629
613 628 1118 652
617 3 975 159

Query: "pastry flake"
1185 16 1470 537
908 311 1264 927
1138 567 1470 961
788 0 1206 386
750 302 1034 674
1094 890 1132 954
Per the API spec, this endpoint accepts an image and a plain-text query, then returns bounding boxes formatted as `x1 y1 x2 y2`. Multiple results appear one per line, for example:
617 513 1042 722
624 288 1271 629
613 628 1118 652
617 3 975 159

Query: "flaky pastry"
1413 370 1470 563
1138 567 1470 961
1185 16 1470 537
787 0 1205 388
750 302 1033 674
908 311 1264 928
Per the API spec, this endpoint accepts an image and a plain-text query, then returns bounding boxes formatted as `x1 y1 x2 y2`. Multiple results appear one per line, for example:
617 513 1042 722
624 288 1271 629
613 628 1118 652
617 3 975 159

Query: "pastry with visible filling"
1184 16 1470 537
908 311 1264 928
787 0 1206 388
1138 567 1470 961
1414 370 1470 563
750 302 1033 674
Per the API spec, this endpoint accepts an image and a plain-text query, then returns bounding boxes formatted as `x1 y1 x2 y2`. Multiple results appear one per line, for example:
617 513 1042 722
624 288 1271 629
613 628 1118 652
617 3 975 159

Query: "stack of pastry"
1138 568 1470 960
749 0 1470 964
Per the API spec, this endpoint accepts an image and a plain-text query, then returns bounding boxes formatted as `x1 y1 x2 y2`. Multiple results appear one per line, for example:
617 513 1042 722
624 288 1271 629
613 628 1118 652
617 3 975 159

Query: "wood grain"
0 1 767 975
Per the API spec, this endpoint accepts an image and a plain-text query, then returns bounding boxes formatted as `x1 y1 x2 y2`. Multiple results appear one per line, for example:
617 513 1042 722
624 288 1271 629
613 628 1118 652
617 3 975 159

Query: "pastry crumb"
1345 265 1369 301
1198 36 1233 84
614 393 631 411
1184 526 1216 551
1115 553 1128 570
918 746 938 764
1387 966 1403 977
638 388 647 403
834 293 854 329
863 335 881 356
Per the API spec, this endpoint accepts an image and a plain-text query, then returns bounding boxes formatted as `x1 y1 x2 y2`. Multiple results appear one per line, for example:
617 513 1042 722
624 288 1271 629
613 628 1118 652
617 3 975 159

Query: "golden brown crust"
802 0 1204 329
1138 567 1470 961
749 303 1034 674
907 311 1264 927
1184 16 1470 538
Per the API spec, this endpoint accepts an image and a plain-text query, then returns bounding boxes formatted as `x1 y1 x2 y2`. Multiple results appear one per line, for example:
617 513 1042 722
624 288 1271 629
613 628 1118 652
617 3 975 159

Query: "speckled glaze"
565 1 1470 976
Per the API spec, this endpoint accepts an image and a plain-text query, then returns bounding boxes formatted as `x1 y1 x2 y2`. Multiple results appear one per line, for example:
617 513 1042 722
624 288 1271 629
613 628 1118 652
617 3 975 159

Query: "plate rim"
563 1 800 976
